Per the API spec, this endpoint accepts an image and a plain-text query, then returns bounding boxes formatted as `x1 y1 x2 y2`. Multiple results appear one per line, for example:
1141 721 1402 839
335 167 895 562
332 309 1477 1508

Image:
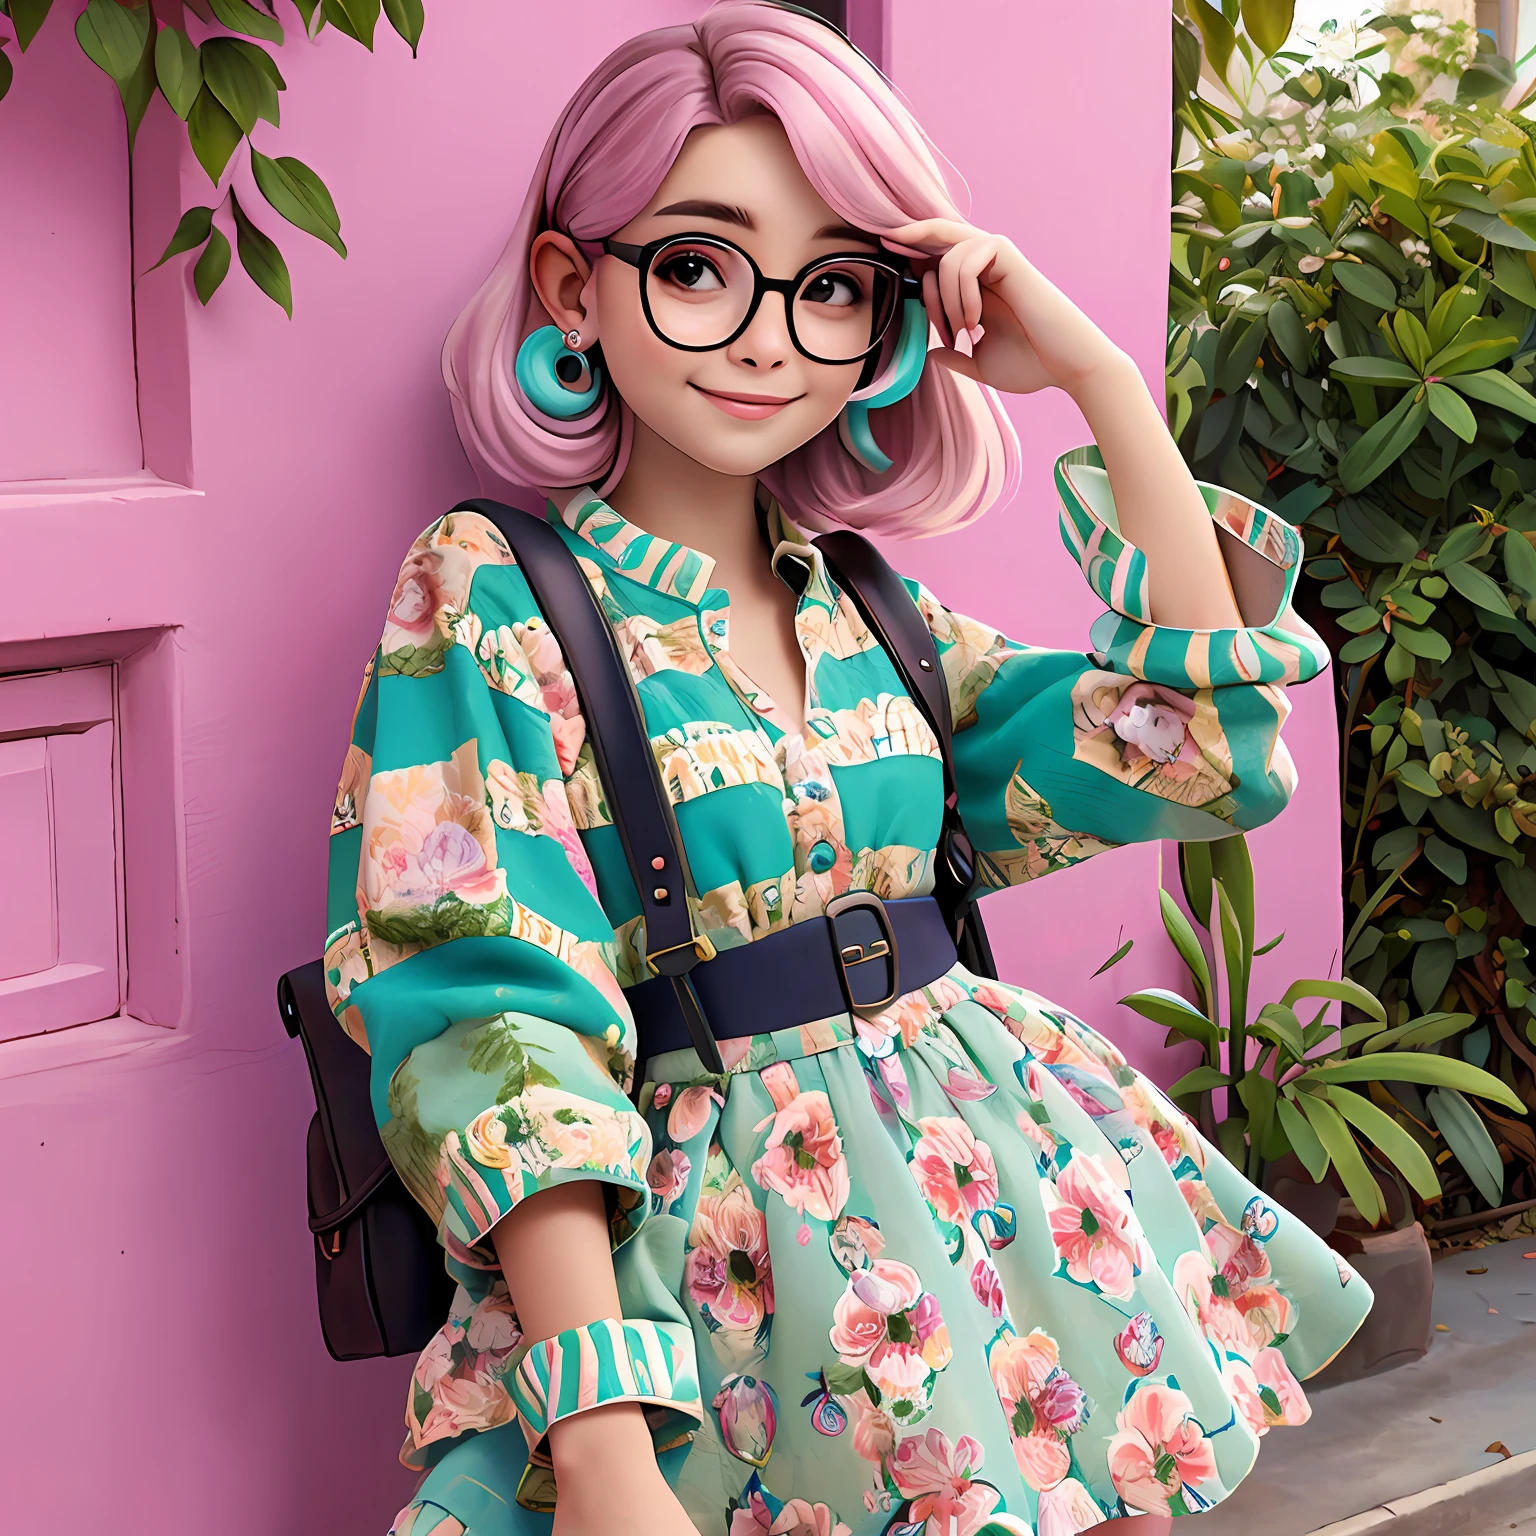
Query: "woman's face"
553 115 884 476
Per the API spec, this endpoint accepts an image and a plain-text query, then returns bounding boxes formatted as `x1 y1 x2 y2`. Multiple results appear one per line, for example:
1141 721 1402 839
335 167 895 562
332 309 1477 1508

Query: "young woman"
323 5 1371 1533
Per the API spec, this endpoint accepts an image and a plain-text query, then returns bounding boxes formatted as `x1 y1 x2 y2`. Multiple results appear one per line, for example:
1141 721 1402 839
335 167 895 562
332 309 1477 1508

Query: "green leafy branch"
0 0 424 312
1118 835 1525 1227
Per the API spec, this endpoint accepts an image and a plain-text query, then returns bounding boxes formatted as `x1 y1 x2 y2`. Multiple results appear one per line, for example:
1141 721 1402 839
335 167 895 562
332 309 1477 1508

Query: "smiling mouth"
690 384 802 419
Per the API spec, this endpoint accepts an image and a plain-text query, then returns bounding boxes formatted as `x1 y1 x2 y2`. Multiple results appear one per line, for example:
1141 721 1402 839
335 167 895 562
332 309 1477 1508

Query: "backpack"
279 498 995 1361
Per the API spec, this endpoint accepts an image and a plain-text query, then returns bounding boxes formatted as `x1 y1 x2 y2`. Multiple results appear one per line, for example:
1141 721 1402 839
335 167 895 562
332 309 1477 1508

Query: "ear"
530 232 596 346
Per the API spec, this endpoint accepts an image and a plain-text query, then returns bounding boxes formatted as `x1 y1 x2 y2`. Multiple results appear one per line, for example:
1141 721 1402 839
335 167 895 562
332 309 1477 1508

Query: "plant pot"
1309 1221 1434 1384
1263 1155 1433 1385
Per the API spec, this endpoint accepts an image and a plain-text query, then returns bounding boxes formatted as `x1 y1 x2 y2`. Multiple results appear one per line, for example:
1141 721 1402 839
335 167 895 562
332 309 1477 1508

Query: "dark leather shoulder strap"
452 500 702 973
812 529 954 776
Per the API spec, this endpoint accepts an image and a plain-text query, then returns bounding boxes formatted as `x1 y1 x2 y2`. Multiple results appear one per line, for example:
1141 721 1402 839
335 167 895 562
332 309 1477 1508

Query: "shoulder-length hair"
443 0 1021 537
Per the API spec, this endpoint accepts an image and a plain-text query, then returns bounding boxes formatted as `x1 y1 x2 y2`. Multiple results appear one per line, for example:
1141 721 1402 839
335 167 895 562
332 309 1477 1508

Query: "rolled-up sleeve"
908 446 1329 888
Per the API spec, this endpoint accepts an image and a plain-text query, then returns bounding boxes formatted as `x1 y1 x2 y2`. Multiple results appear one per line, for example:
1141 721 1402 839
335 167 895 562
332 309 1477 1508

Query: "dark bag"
278 500 995 1360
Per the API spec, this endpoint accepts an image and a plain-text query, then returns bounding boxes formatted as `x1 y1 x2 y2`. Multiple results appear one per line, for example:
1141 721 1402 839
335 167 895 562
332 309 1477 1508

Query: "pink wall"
0 4 1339 1531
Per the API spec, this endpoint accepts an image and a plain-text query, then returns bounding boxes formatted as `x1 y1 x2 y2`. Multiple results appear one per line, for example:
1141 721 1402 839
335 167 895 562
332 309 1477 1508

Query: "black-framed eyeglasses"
601 231 918 366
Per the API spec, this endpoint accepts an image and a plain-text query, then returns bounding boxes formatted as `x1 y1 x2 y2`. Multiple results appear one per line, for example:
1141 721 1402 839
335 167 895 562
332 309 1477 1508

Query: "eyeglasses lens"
645 239 900 363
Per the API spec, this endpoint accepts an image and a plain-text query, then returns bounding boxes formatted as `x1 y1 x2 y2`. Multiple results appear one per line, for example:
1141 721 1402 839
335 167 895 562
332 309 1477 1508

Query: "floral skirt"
397 967 1373 1536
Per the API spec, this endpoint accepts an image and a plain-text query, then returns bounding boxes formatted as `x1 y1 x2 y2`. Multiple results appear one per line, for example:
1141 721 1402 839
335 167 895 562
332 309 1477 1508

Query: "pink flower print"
751 1089 851 1223
538 781 598 899
1037 1477 1106 1536
668 1084 724 1144
889 1428 1000 1536
970 1257 1006 1319
652 1083 673 1108
712 1373 778 1467
686 1178 775 1332
943 1066 997 1100
1206 1220 1273 1299
866 1341 932 1414
969 982 1021 1021
414 1332 456 1393
1223 1357 1269 1437
1105 683 1201 768
464 1294 521 1353
1172 1250 1252 1358
384 549 445 646
1235 1284 1295 1352
1042 1149 1141 1300
546 710 586 775
770 1500 852 1536
876 1052 911 1112
1253 1345 1310 1427
646 1148 691 1210
416 1370 514 1445
851 1394 899 1466
1106 1383 1217 1515
987 1328 1082 1492
1114 1312 1164 1378
1015 1107 1057 1156
419 821 501 904
830 1260 922 1363
910 1116 1000 1226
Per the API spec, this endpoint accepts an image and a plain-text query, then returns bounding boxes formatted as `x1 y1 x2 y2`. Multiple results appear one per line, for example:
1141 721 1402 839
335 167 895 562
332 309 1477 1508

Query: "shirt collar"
549 484 832 609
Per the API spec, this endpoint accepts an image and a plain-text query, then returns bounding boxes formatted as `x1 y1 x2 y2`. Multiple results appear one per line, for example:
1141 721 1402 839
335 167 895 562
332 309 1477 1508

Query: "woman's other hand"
882 216 1126 398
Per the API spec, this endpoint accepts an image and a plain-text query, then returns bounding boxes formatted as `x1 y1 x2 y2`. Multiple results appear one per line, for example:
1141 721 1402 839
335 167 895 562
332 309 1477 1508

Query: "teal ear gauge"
837 298 930 473
515 324 604 419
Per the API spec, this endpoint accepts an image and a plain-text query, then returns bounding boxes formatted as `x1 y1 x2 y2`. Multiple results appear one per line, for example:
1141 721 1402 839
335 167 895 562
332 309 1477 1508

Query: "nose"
726 287 792 371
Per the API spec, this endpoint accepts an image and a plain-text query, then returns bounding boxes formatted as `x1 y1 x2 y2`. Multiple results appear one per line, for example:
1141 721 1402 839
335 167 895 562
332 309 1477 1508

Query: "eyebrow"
650 199 876 246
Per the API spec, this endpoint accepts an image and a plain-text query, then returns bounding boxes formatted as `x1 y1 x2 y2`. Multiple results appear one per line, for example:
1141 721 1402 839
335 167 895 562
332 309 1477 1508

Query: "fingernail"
953 328 973 358
967 324 985 347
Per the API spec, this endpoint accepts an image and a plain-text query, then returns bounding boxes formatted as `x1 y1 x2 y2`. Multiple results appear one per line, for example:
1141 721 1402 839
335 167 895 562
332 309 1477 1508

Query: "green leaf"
1253 1001 1306 1058
1396 758 1443 797
1335 496 1422 562
1277 1093 1329 1181
1091 937 1135 978
1241 0 1294 57
1210 835 1254 963
193 224 231 305
1433 797 1519 860
230 192 292 316
1169 1065 1232 1096
1189 0 1236 79
1426 317 1521 377
148 205 215 271
201 35 279 134
381 0 423 54
119 19 156 152
1181 841 1213 931
1391 621 1450 661
1338 391 1431 494
1393 309 1432 373
1442 558 1511 615
1436 521 1493 567
1426 381 1477 442
1451 208 1536 253
1427 1086 1505 1207
1329 355 1421 387
0 47 11 108
1492 246 1536 308
1334 260 1398 309
1327 1086 1441 1200
74 0 149 87
1267 299 1310 370
207 0 284 44
1304 1051 1525 1112
1411 935 1456 1012
10 0 57 53
187 86 243 185
1254 930 1285 956
250 150 346 257
154 26 203 120
1159 888 1214 1014
1299 1091 1383 1225
1501 861 1536 925
1118 989 1219 1052
1214 878 1249 1065
1281 976 1386 1025
1447 368 1536 425
1339 630 1388 663
1505 530 1536 600
321 0 380 49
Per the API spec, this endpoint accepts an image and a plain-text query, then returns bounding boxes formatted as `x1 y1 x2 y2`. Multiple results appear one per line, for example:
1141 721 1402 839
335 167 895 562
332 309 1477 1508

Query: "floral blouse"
324 449 1365 1536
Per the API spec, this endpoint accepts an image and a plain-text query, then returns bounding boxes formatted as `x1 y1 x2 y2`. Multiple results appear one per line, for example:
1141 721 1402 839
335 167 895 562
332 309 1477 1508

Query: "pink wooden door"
0 5 1337 1531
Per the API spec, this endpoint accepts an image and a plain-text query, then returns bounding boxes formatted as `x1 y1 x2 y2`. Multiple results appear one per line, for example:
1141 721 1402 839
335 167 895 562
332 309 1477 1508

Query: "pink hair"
442 0 1021 537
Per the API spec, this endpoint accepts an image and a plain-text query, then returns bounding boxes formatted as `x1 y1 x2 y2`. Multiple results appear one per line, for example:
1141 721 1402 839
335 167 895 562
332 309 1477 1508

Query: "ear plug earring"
515 325 604 419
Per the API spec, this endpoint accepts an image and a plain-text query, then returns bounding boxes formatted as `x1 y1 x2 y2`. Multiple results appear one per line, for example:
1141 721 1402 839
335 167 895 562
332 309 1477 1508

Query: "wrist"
1063 344 1141 407
548 1398 658 1478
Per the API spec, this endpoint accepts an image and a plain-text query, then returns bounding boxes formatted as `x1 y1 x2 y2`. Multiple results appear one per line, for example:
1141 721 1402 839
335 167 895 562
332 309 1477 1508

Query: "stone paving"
1192 1236 1536 1534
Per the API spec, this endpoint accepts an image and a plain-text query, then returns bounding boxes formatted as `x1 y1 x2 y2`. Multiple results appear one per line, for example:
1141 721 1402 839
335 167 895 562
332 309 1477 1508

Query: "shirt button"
808 840 837 873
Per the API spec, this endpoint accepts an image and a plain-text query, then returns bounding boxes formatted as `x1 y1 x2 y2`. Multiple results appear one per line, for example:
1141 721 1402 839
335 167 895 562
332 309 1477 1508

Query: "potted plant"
1118 832 1527 1378
1168 2 1536 1234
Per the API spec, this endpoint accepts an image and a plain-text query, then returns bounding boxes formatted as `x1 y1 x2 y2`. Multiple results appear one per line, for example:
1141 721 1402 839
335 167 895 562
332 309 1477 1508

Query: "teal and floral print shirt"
325 450 1366 1535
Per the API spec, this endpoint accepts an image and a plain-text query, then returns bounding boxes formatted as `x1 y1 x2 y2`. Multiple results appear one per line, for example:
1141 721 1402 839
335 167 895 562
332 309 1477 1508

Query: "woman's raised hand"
882 216 1128 399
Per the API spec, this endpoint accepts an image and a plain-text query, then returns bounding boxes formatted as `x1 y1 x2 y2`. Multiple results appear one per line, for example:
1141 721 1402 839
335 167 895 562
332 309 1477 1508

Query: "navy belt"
626 893 958 1065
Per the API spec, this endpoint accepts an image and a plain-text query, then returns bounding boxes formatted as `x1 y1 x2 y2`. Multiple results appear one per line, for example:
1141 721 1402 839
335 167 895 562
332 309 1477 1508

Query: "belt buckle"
826 891 900 1019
